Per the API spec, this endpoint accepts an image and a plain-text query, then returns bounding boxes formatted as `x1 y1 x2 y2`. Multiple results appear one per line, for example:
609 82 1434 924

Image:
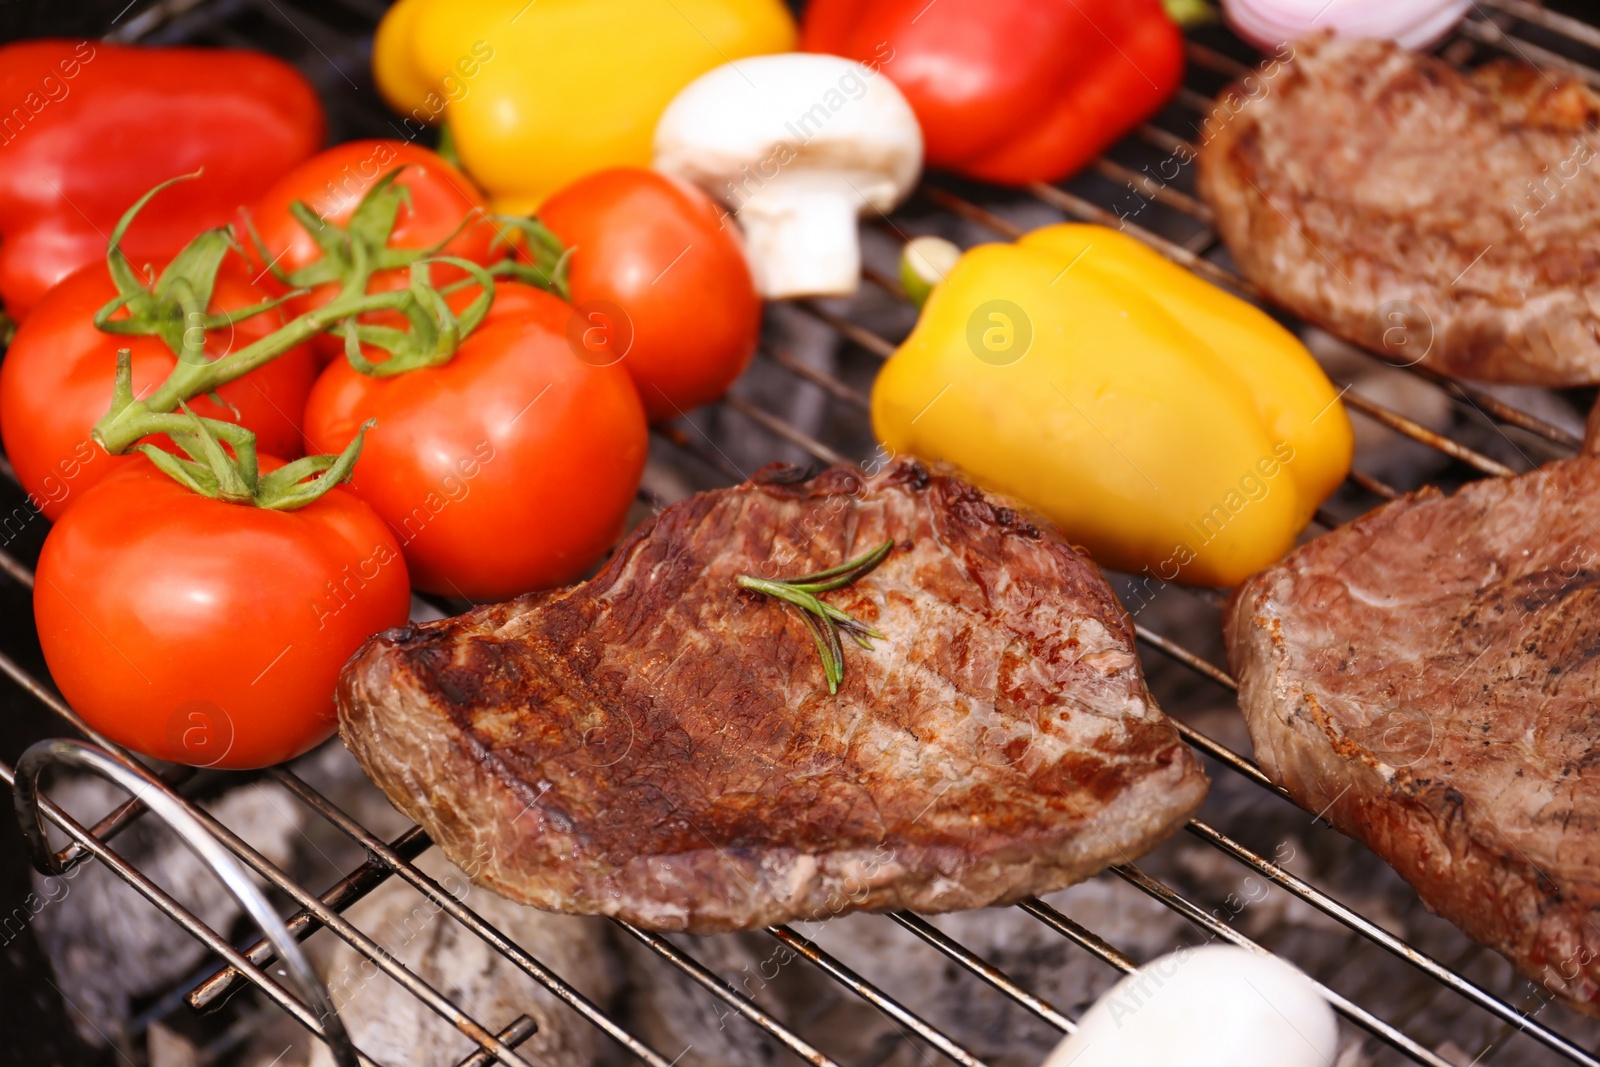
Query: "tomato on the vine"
34 455 411 769
0 255 319 521
246 140 499 359
537 167 761 422
303 282 648 600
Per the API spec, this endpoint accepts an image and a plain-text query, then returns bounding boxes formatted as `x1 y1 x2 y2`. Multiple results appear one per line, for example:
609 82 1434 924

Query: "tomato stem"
104 349 371 510
337 256 498 378
87 173 500 504
488 215 572 300
92 284 418 453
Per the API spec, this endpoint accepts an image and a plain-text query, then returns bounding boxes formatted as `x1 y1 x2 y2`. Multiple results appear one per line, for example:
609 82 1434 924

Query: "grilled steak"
338 462 1209 933
1198 36 1600 385
1226 455 1600 1012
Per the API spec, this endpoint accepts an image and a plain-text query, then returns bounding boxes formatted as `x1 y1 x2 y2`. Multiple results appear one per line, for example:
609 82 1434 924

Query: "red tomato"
245 140 499 359
537 168 761 422
303 284 648 600
0 255 318 521
34 455 411 769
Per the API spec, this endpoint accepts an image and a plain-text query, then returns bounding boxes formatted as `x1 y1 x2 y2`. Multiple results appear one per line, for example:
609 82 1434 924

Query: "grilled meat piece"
338 462 1208 933
1226 454 1600 1012
1198 36 1600 385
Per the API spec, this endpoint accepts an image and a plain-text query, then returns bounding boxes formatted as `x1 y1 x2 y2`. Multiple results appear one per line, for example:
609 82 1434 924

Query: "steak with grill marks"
1198 35 1600 385
1227 446 1600 1012
337 462 1209 932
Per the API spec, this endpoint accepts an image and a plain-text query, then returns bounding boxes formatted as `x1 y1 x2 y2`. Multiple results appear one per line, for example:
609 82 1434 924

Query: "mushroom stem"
739 181 863 299
652 53 924 302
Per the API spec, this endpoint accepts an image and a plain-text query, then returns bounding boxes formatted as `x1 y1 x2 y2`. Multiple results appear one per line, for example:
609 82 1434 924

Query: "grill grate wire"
1 2 1596 1066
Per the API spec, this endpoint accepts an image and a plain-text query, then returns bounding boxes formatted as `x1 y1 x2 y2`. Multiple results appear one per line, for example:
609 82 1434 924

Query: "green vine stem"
93 174 301 357
103 350 369 510
93 283 420 454
736 539 894 694
488 215 573 300
336 256 497 378
90 173 496 471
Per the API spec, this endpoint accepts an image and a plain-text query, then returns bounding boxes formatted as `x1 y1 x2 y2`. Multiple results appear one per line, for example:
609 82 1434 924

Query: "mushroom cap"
654 52 923 213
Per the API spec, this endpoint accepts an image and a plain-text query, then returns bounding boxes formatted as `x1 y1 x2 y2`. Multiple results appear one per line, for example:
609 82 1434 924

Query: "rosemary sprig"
736 539 894 694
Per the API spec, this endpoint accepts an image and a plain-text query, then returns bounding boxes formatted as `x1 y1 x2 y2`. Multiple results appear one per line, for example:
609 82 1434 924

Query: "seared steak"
339 462 1209 933
1226 456 1600 1012
1198 36 1600 385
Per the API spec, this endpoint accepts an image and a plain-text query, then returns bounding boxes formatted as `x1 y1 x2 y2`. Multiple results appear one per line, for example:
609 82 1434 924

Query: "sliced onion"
1222 0 1471 51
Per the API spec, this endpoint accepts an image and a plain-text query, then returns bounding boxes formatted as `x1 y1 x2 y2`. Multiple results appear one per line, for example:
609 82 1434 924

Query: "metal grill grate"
4 2 1600 1066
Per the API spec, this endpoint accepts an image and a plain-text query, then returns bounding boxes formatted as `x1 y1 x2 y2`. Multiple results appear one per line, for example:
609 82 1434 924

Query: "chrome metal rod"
722 393 854 469
763 349 871 410
55 764 198 872
793 300 897 359
1181 820 1600 1067
11 739 360 1067
270 769 675 1067
188 822 432 1011
1341 389 1519 478
1457 13 1600 87
767 924 993 1067
0 752 382 1067
1484 0 1600 49
614 922 839 1067
1133 624 1235 691
1017 898 1136 972
454 1016 538 1067
0 544 35 589
0 659 543 1067
888 912 1076 1033
1111 863 1456 1067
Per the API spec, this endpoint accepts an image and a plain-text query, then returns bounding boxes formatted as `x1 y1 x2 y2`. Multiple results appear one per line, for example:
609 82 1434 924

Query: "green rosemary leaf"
785 539 894 587
793 607 839 695
735 539 894 696
819 603 887 642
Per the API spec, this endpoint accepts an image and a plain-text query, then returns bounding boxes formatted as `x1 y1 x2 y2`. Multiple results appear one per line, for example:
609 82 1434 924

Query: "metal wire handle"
11 738 361 1067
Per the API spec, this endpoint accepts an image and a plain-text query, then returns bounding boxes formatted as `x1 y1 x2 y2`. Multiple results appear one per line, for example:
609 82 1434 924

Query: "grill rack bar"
0 747 384 1066
1112 862 1455 1067
0 648 552 1067
765 924 999 1067
266 769 679 1067
0 4 1593 1062
616 922 838 1067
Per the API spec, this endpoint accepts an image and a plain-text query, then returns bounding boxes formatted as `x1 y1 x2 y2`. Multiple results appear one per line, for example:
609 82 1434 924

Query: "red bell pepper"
801 0 1184 186
0 41 325 319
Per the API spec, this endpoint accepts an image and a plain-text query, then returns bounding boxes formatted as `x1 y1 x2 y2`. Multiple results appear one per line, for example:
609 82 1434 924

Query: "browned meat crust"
1198 36 1600 385
338 462 1209 933
1227 457 1600 1012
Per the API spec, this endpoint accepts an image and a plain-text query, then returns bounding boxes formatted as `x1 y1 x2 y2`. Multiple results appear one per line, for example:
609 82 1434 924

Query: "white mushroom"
653 53 923 300
1040 945 1339 1067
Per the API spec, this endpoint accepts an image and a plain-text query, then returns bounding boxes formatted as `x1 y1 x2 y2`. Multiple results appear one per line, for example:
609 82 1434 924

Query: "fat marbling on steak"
1198 35 1600 385
339 462 1209 932
1227 448 1600 1012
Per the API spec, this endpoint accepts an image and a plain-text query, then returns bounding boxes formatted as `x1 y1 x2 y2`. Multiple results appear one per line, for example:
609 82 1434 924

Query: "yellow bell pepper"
373 0 797 213
872 224 1353 587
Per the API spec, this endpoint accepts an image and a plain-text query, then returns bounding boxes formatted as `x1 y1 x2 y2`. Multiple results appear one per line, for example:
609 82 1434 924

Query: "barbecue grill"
3 2 1598 1065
